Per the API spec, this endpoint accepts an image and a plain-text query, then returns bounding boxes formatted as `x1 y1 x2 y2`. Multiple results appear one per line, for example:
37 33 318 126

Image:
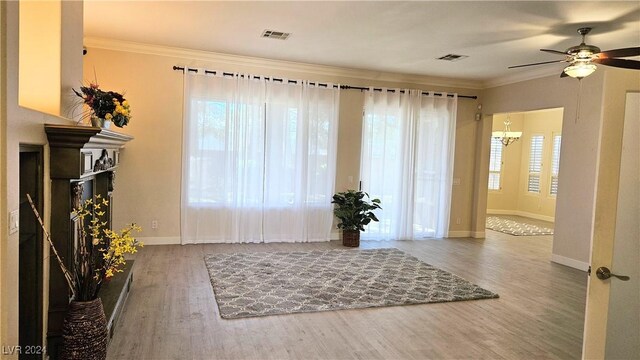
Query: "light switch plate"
9 209 19 235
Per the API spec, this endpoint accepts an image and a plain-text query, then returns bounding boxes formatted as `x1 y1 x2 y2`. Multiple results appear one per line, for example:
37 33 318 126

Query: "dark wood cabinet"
44 125 133 359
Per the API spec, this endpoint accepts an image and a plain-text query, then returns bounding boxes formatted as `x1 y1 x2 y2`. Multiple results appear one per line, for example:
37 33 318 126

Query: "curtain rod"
172 66 477 100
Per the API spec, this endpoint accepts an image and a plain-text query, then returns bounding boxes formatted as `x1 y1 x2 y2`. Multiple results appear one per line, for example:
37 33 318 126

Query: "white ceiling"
83 1 640 84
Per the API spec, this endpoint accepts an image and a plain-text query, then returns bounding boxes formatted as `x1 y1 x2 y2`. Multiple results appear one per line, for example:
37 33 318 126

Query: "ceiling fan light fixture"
564 62 597 79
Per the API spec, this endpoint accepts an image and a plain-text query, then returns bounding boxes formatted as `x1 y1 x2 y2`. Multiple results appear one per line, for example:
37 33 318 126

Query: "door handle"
596 267 630 281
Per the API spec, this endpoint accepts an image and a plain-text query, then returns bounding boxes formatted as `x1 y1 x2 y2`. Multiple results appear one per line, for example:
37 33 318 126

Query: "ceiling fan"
509 27 640 79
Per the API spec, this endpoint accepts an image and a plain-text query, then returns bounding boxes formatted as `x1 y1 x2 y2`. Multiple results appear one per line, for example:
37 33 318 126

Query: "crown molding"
84 37 483 90
482 66 563 89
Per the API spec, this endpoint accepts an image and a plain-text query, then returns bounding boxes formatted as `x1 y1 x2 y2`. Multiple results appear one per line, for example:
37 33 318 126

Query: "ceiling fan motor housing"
567 44 601 59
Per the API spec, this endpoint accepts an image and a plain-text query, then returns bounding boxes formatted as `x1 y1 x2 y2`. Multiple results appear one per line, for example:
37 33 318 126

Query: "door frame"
582 89 640 358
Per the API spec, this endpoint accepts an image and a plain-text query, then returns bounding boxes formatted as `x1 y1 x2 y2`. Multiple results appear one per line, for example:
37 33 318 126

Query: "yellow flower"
105 113 113 120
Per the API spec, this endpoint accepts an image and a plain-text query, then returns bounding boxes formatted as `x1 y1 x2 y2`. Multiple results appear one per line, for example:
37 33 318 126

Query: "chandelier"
492 116 522 147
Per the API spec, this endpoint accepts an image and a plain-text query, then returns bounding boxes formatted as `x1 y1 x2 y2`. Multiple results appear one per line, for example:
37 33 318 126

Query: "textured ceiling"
83 1 640 83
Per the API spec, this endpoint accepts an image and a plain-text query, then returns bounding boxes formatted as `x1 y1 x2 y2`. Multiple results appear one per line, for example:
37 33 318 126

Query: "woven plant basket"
60 298 108 360
342 230 360 247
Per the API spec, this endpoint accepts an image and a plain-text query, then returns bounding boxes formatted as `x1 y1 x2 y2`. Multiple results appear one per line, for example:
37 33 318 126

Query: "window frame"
527 134 544 194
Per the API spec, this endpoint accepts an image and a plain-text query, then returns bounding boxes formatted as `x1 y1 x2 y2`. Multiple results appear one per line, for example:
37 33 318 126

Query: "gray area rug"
486 216 554 236
203 248 499 319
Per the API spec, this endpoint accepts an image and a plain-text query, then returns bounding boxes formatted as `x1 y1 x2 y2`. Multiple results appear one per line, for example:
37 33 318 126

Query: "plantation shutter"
488 137 503 190
550 134 561 195
528 135 544 193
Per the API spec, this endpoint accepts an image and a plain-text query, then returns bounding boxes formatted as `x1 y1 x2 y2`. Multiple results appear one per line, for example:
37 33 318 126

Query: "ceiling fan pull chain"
575 80 583 124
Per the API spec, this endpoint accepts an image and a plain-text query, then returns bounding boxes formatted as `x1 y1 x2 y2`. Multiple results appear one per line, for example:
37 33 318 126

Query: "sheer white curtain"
181 72 339 244
360 88 457 240
263 81 340 242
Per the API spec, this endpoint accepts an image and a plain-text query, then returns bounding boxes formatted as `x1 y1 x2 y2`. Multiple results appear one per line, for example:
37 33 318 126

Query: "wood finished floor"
107 232 587 360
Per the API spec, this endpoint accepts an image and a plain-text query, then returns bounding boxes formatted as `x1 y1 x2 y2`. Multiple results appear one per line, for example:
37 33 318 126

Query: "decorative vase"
90 116 111 129
342 230 360 247
60 298 108 360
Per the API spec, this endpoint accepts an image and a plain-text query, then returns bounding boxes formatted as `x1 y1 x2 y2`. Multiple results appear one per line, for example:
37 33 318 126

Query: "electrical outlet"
151 220 158 229
456 217 462 225
453 178 461 186
9 209 19 235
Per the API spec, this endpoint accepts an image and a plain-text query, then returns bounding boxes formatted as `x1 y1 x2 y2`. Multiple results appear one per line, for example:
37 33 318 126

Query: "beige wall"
18 0 61 115
487 109 563 222
0 0 6 347
481 69 632 270
0 1 83 353
487 113 524 211
82 45 481 242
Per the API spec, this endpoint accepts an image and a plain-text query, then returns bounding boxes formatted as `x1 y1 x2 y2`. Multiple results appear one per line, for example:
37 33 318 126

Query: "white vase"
90 117 111 129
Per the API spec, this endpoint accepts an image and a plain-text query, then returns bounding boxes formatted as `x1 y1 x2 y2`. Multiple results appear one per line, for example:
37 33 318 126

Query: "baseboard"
137 236 181 246
515 211 555 223
486 209 513 215
471 231 485 238
447 231 471 238
551 254 589 271
486 209 555 223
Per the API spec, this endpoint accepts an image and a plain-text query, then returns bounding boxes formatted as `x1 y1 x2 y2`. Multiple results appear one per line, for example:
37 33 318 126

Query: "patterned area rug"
486 216 554 236
204 248 499 319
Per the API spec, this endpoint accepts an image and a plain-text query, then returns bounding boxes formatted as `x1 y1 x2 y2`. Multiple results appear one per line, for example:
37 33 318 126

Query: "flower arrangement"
27 194 142 301
73 83 131 128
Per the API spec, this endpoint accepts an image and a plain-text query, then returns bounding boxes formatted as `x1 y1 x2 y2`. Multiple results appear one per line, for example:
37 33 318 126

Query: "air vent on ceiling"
436 54 469 62
261 29 291 40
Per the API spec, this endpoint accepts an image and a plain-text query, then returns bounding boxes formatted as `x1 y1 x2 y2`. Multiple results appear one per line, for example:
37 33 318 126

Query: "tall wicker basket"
342 230 360 247
60 298 108 360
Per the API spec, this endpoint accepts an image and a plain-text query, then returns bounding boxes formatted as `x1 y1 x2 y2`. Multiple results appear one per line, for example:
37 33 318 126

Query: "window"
181 73 340 243
488 137 503 190
527 135 544 193
360 90 457 240
550 134 561 196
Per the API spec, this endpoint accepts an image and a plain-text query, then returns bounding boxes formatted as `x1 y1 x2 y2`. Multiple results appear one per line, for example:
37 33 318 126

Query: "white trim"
486 209 555 223
83 37 483 90
447 231 471 238
486 209 514 215
137 236 181 246
330 230 341 241
482 67 560 89
551 254 590 272
513 211 555 223
447 231 484 238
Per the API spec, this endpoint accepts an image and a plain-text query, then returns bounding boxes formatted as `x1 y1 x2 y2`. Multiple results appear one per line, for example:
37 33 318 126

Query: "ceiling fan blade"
593 58 640 70
560 71 568 78
597 47 640 58
508 59 567 69
540 49 569 55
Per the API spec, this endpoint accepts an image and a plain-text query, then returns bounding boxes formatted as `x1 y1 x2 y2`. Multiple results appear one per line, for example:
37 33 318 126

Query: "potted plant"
27 194 142 360
332 189 382 247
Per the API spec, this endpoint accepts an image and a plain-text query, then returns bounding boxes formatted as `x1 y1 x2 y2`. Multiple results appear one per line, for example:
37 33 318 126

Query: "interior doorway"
485 108 563 236
19 145 44 358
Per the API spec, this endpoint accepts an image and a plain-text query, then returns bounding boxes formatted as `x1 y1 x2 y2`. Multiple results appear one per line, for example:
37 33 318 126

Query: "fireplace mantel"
45 124 133 179
44 124 134 359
